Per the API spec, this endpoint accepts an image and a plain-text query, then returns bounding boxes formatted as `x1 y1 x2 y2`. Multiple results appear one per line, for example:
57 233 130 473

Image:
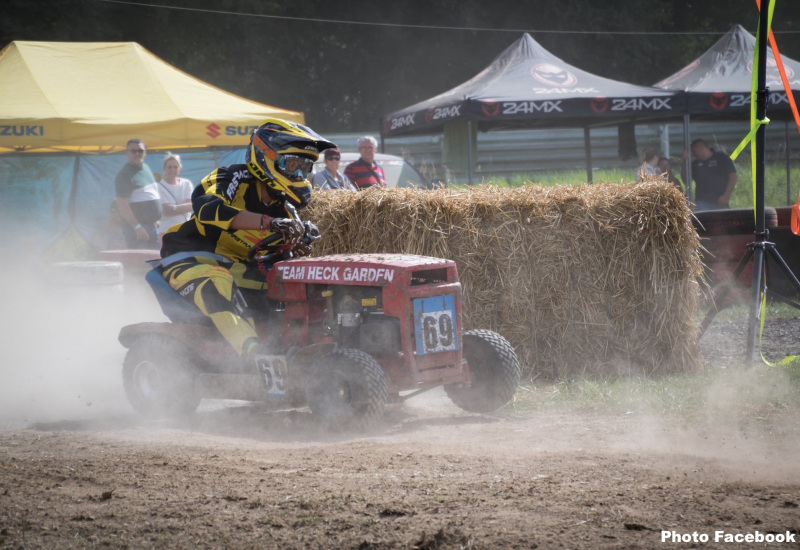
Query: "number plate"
254 355 286 398
413 295 459 355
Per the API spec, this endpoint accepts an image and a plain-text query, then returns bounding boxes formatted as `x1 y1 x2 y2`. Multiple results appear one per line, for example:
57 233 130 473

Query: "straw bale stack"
306 179 703 379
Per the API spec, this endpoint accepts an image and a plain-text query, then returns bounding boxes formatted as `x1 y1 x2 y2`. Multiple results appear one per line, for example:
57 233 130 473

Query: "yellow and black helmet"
246 119 336 207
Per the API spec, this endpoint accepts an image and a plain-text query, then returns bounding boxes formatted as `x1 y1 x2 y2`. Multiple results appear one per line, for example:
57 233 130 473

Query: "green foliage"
728 157 800 207
459 161 800 210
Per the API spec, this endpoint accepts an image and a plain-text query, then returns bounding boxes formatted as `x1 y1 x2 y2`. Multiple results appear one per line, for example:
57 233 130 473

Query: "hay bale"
306 179 703 379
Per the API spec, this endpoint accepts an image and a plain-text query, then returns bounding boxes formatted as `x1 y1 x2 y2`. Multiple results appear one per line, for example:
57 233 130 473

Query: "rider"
159 118 336 366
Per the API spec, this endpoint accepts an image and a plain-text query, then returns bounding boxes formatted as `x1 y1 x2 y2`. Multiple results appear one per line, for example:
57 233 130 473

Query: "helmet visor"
276 154 314 182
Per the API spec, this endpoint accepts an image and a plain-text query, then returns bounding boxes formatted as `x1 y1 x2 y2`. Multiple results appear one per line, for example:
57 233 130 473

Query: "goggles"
276 154 314 182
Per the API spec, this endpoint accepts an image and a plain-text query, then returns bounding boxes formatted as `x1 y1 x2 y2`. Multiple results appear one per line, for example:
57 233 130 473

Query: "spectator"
682 139 737 211
636 148 660 182
311 148 357 191
344 136 387 190
157 152 195 234
657 157 683 192
114 138 162 248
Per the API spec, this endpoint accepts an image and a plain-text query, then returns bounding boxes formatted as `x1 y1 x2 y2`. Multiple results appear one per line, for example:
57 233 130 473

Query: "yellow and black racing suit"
159 164 296 358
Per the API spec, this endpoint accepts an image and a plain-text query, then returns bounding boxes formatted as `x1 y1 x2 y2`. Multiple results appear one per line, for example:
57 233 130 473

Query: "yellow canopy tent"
0 41 304 153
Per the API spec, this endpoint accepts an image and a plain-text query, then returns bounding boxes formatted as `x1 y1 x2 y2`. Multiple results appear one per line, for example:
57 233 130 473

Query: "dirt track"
2 278 800 549
2 387 800 549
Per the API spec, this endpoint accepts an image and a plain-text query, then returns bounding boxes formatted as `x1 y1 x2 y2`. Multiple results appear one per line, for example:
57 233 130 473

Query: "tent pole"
583 127 592 184
786 120 791 205
467 120 474 185
68 154 80 223
745 0 771 364
683 114 693 204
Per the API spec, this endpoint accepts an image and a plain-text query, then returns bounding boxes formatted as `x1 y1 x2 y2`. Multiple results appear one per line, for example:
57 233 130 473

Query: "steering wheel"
246 232 286 262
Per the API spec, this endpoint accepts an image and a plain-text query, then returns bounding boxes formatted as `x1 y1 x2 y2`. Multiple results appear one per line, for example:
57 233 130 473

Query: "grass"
511 301 800 423
461 160 800 209
703 299 800 322
512 365 800 423
514 372 714 417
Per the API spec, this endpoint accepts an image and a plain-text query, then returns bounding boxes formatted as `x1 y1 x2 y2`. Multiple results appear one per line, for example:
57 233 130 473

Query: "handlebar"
246 205 321 263
246 231 285 262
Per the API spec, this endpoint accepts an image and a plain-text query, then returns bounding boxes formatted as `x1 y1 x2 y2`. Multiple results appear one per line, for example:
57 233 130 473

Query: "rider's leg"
162 259 258 357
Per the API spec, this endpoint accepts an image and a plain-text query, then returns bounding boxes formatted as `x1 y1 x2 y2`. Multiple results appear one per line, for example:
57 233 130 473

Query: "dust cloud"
0 244 163 428
1 231 799 486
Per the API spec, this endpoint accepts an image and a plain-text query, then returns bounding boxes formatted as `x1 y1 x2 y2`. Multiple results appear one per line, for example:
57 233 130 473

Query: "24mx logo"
710 93 729 110
390 114 416 130
729 93 792 107
502 100 563 114
530 63 578 87
425 105 461 123
610 98 672 111
591 98 609 113
481 102 500 117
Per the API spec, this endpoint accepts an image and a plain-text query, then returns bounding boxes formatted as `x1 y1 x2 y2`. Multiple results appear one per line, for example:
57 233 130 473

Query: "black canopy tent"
380 33 682 184
654 24 800 203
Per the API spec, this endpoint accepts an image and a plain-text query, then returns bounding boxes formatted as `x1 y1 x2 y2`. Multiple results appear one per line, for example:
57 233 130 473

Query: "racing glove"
293 242 313 257
269 217 304 244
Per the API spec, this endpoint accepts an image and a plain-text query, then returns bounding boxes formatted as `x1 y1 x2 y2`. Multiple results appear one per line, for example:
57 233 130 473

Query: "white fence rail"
326 120 800 181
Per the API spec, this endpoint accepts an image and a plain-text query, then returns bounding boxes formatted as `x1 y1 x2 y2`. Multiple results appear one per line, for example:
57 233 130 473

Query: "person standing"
311 148 357 191
157 152 195 234
657 157 684 192
344 136 387 190
636 148 660 182
115 138 162 248
682 139 737 211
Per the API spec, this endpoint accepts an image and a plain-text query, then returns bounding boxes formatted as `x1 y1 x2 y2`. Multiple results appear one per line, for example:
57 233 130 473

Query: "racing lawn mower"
118 218 520 431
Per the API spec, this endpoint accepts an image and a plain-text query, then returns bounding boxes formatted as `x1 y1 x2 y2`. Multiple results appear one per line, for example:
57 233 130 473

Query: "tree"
2 0 798 132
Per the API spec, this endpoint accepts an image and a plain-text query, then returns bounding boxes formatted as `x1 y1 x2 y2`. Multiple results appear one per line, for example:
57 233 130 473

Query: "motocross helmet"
246 118 336 208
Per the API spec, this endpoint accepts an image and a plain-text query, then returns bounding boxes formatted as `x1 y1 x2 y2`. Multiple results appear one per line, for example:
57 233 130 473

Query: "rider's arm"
230 211 272 230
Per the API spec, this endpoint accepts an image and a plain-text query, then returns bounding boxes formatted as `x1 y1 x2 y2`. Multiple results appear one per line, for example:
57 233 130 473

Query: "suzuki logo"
206 123 221 139
591 97 609 113
0 125 45 137
709 93 728 110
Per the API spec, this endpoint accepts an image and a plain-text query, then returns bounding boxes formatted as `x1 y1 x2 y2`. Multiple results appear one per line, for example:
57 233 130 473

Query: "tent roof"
653 25 800 118
382 33 680 138
0 41 304 153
